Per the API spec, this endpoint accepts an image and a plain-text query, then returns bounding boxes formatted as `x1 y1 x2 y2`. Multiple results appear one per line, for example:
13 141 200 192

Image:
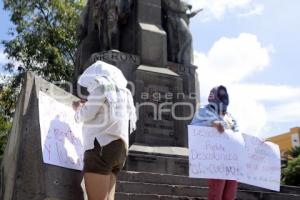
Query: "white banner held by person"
188 125 281 191
239 134 281 191
188 125 246 180
39 92 84 170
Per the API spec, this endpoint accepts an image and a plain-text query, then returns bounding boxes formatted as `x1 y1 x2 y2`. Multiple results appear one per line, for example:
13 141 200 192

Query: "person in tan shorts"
83 138 127 176
73 61 136 200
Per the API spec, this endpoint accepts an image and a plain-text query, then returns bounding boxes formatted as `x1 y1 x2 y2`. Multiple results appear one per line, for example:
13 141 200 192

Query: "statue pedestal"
138 23 167 67
134 65 183 146
137 0 168 67
88 50 197 175
126 144 189 176
0 73 84 200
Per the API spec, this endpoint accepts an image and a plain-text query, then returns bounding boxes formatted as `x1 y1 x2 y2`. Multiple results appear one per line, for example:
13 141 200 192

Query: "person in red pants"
191 85 239 200
208 179 238 200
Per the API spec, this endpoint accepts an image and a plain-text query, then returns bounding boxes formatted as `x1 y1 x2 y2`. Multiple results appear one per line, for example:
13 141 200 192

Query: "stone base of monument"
119 146 300 200
125 144 189 175
0 72 84 200
115 170 300 200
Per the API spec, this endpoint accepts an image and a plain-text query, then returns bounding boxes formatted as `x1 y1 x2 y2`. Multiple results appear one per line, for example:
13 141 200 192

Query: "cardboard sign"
188 125 281 191
39 92 84 170
239 134 281 191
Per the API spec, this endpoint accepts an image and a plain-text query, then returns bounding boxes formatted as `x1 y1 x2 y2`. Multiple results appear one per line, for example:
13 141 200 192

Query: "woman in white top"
73 61 136 200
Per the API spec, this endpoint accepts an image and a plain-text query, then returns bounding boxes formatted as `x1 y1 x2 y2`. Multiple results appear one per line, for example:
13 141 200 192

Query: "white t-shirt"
75 86 136 151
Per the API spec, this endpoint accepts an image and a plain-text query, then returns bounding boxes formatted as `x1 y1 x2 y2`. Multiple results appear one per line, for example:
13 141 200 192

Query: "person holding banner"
73 61 137 200
191 85 239 200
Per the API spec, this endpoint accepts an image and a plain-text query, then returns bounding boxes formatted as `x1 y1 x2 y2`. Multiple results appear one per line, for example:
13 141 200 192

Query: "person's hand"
72 100 85 111
212 121 225 133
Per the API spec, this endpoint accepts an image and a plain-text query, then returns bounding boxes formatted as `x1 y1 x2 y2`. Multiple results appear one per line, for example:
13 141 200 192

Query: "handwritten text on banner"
188 125 281 191
39 92 84 170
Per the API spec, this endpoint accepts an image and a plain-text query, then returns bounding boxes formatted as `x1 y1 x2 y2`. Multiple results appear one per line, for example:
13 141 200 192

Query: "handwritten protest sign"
39 92 84 170
188 126 246 180
239 134 281 191
188 125 281 191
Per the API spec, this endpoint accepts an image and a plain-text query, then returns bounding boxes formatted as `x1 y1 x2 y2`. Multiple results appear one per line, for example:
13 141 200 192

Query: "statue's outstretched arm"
189 8 203 18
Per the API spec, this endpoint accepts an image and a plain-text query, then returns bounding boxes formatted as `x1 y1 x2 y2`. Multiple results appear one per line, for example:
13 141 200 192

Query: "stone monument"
0 1 201 199
0 73 85 200
3 2 300 199
74 0 201 174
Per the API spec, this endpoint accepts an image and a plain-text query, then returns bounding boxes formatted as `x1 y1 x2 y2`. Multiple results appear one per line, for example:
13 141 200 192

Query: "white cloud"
238 4 264 18
185 0 264 21
193 33 300 137
0 48 9 69
0 48 23 74
0 49 9 84
0 75 6 84
195 33 270 87
229 83 300 136
268 102 300 123
230 84 300 102
0 48 20 85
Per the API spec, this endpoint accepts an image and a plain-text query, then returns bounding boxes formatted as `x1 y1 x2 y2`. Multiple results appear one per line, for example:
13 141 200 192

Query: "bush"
281 155 300 186
286 146 300 159
0 115 12 158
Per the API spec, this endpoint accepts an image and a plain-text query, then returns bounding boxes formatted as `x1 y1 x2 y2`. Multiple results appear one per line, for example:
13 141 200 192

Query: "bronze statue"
77 0 132 52
162 0 202 65
93 0 133 51
74 0 132 95
75 0 133 86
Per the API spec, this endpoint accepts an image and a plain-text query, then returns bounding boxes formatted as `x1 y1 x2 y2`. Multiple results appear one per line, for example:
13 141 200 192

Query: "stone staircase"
115 171 300 200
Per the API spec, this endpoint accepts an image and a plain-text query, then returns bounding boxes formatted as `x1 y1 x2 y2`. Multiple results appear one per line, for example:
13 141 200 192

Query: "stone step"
116 181 300 200
236 190 300 200
116 186 300 200
116 190 300 200
115 192 207 200
118 170 207 188
117 171 300 195
116 181 208 197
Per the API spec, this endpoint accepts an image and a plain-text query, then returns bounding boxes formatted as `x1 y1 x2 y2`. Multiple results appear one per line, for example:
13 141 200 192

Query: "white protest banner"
39 92 84 170
239 134 281 191
188 125 281 191
188 125 246 180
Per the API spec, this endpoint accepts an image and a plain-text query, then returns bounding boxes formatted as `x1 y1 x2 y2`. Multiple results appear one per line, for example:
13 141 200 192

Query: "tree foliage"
0 115 12 159
282 155 300 186
285 146 300 159
0 0 85 157
2 0 85 83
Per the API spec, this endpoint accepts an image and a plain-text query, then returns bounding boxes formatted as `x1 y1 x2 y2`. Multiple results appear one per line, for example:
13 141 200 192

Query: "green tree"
286 146 300 159
282 155 300 186
0 0 85 157
0 115 12 159
2 0 85 83
0 76 18 159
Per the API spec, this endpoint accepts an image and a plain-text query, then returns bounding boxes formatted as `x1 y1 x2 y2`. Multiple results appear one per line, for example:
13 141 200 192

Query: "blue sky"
187 0 300 138
1 0 300 138
0 0 13 44
0 0 13 76
190 0 300 86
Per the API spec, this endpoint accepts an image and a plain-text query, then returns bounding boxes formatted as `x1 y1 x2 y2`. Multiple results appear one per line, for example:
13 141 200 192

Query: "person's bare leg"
84 172 110 200
107 173 117 200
